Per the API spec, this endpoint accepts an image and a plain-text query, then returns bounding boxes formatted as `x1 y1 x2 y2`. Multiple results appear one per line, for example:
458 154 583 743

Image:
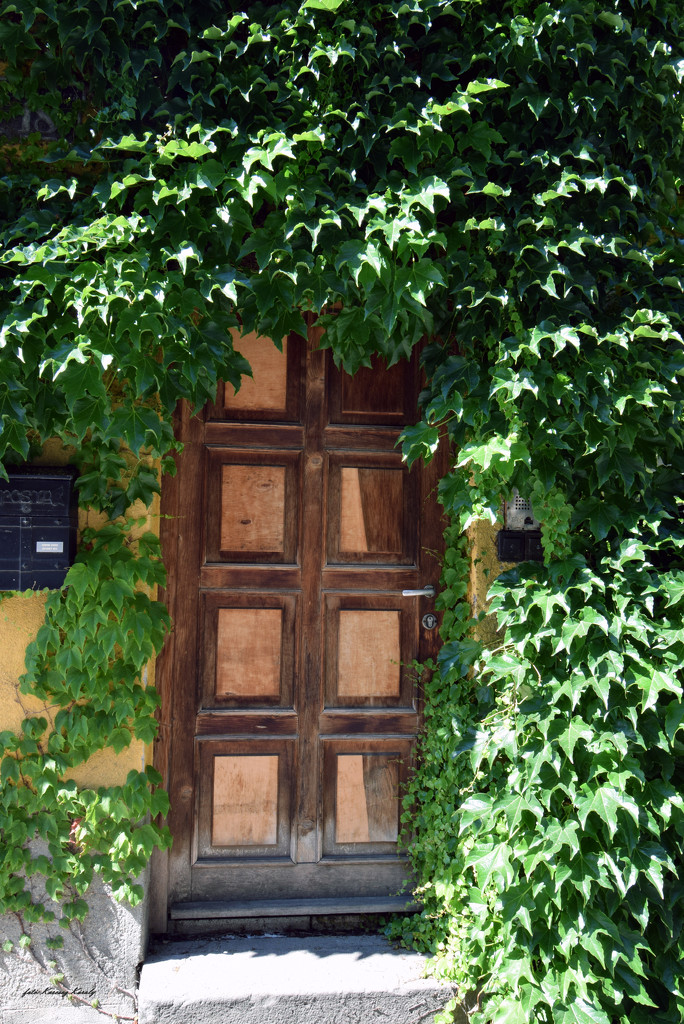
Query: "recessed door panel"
328 353 415 425
221 465 286 552
324 595 417 708
339 468 404 554
196 740 294 861
204 449 300 563
210 330 302 422
322 738 412 857
216 609 282 699
327 453 417 565
337 610 401 699
201 593 296 708
336 754 399 843
226 334 288 413
213 754 279 846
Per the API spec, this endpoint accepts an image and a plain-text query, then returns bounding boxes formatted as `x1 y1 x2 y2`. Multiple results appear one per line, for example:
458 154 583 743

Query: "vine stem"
11 912 137 1022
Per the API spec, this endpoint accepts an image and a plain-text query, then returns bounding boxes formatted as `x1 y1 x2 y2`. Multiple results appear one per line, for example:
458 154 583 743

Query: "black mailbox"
0 466 78 590
497 529 543 563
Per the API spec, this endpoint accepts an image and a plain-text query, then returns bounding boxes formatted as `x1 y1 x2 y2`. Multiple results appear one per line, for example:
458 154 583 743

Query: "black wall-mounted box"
497 529 543 563
0 466 78 590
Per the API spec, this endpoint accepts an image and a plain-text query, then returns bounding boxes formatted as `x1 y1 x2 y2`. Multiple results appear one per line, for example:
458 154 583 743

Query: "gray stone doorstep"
138 933 456 1024
2 1009 109 1024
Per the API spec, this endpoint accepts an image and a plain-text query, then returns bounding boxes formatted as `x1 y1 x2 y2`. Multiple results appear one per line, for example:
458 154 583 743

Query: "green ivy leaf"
555 998 612 1024
300 0 346 11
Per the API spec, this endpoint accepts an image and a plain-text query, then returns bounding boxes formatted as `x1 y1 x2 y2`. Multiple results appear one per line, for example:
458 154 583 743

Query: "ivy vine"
0 518 171 926
1 2 684 1023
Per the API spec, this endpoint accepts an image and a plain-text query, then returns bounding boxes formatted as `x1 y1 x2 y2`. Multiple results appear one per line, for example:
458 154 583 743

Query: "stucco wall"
0 440 157 786
466 517 515 649
1 865 148 1021
0 444 159 1017
0 596 147 788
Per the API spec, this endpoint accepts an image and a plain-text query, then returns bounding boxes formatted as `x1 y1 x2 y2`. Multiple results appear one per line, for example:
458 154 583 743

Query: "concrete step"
138 933 456 1024
3 1010 108 1024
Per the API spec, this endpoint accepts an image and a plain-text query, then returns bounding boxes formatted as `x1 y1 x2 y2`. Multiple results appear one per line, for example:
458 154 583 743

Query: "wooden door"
155 321 445 926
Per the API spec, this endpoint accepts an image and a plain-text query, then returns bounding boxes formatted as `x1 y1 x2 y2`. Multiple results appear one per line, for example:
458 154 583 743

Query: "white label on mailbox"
36 541 64 554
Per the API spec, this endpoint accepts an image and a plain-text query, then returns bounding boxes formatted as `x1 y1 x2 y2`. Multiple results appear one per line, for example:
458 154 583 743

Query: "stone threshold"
138 933 457 1024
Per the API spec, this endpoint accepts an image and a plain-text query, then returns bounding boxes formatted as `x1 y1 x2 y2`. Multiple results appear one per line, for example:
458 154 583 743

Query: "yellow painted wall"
0 442 159 788
467 517 516 649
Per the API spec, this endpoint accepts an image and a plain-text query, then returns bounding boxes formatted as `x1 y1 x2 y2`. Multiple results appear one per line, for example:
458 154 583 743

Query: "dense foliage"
1 0 684 1022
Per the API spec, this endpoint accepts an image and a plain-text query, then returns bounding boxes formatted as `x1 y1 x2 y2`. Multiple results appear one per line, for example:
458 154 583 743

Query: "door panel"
158 322 445 921
225 334 288 413
323 595 418 708
200 592 297 708
204 447 301 563
330 352 412 423
336 609 401 698
212 754 280 846
196 739 294 861
327 454 416 564
324 740 412 854
335 753 399 843
214 331 301 421
215 608 283 700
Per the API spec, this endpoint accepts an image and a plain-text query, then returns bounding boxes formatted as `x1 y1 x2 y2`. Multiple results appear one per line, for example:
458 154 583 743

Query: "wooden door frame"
149 398 201 933
149 328 448 933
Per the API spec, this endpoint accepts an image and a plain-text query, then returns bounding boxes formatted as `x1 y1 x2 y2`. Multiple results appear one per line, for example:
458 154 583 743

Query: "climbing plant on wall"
1 0 684 1021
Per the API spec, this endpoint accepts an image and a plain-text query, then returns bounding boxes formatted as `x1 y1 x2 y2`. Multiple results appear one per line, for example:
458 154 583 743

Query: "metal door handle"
402 585 435 598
